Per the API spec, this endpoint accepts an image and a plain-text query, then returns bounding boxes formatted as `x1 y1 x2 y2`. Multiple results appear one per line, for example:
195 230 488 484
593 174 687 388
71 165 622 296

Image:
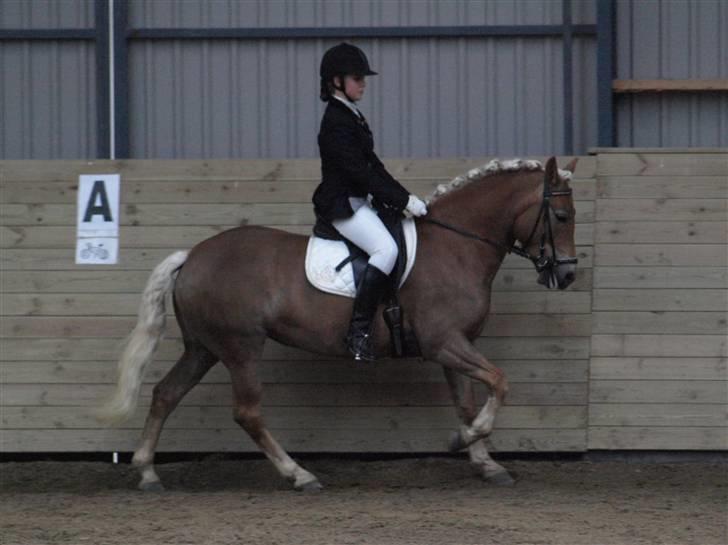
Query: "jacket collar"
328 96 365 121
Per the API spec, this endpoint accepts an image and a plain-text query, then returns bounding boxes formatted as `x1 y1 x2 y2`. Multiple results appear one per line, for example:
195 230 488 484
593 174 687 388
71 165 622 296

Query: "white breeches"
332 198 398 275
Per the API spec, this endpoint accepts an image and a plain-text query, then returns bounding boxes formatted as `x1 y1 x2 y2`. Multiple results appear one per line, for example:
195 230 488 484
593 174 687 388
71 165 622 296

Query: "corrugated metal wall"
0 0 97 159
1 0 726 159
615 0 728 147
129 37 581 158
127 0 595 159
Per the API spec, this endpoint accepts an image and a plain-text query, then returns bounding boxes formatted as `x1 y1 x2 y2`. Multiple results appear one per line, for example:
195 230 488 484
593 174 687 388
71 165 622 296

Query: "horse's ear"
563 157 578 174
544 156 558 186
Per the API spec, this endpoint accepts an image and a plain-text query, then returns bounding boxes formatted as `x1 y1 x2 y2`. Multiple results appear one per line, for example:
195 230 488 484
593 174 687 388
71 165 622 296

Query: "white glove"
406 194 428 217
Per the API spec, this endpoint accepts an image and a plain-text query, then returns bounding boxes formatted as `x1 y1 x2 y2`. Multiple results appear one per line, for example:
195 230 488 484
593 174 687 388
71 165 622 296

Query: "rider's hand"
406 195 428 217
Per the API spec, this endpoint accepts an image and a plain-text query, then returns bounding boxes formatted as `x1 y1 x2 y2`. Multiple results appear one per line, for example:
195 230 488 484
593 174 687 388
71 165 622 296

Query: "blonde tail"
96 251 189 425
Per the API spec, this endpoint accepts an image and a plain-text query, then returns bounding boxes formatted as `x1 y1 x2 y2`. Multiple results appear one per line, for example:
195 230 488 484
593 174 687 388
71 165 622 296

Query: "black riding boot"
345 264 390 361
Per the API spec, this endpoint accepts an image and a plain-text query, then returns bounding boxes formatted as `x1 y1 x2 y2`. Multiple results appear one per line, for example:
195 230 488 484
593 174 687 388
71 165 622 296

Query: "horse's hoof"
295 479 323 493
484 470 516 487
139 480 165 492
448 431 468 452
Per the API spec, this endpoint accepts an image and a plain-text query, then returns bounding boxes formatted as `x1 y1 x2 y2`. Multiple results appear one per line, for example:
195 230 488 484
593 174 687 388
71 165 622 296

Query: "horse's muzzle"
538 260 577 290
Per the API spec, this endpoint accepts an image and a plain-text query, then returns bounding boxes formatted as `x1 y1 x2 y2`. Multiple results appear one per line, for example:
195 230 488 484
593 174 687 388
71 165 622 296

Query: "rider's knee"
370 235 398 274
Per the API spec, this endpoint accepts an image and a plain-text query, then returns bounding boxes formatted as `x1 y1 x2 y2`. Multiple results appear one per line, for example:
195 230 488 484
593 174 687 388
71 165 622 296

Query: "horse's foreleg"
224 348 322 492
132 345 217 491
433 335 509 449
443 368 515 486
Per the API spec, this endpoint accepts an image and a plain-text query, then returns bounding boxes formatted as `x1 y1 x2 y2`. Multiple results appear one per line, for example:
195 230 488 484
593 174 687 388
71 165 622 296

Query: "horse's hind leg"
132 344 217 491
443 368 515 486
221 339 322 492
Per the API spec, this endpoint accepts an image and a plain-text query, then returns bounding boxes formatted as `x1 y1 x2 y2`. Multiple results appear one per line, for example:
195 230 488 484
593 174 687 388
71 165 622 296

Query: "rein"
421 170 578 274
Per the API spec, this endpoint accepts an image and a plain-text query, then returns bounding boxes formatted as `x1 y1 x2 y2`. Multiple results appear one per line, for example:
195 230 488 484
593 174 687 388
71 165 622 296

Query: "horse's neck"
430 173 539 248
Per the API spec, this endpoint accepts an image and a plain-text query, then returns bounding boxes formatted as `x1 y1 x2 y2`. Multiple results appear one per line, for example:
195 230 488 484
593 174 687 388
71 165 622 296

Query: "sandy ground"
0 456 726 545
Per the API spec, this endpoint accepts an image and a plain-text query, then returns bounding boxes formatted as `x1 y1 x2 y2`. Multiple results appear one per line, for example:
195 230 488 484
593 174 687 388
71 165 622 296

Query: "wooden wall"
0 157 594 454
2 152 724 454
588 150 728 450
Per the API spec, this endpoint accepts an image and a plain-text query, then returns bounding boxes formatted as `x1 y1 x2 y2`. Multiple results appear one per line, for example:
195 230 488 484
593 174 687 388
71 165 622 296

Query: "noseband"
422 170 579 275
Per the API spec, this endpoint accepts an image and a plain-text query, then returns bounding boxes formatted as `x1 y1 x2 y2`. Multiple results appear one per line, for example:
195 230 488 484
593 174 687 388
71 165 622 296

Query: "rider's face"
335 74 366 102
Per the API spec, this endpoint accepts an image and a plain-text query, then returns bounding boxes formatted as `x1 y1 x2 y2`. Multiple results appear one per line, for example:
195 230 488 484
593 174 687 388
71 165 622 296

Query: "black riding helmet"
320 43 377 102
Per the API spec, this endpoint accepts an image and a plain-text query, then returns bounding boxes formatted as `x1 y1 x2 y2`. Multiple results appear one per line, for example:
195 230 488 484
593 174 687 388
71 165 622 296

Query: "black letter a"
83 180 113 222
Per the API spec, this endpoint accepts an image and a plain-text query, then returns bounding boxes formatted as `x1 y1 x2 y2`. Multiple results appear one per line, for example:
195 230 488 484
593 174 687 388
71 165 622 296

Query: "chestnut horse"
98 157 578 491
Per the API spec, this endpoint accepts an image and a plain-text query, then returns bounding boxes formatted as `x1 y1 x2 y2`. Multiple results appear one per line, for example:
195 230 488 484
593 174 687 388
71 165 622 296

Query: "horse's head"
513 157 578 290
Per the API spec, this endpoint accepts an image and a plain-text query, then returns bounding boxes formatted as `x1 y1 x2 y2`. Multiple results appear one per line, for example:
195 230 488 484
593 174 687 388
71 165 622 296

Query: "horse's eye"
554 209 570 223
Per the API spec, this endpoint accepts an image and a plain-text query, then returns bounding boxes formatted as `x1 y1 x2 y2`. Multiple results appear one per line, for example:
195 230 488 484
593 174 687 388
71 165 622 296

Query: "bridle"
421 170 579 275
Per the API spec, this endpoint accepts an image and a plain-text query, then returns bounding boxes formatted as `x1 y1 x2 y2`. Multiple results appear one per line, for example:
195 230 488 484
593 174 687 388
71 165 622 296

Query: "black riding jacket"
312 98 410 221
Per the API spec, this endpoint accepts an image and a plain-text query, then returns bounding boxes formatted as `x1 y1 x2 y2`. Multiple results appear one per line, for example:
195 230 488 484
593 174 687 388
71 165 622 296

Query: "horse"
97 156 579 491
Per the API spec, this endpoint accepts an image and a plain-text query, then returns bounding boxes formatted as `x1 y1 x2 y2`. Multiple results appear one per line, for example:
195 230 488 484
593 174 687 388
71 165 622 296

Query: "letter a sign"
76 174 120 264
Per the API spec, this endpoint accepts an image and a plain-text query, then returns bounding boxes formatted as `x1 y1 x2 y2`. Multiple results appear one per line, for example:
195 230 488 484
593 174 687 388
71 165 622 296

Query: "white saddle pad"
305 218 417 298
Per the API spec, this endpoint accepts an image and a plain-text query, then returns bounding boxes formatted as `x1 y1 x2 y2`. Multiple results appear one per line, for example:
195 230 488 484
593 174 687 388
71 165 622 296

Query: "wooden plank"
593 289 728 311
596 199 727 222
1 337 592 361
597 176 728 199
592 148 728 154
592 312 728 335
0 157 596 182
1 270 153 293
0 359 589 385
591 335 727 358
590 357 727 381
1 382 589 407
588 427 727 450
0 428 587 453
2 290 593 317
594 267 728 288
589 380 727 404
0 248 184 271
0 159 321 181
0 178 597 204
0 247 595 271
589 404 727 427
3 201 596 226
0 203 318 226
0 405 587 430
0 314 593 339
2 201 595 226
612 79 728 93
1 223 596 248
597 153 728 177
595 221 727 244
0 268 594 293
1 225 233 248
594 244 727 267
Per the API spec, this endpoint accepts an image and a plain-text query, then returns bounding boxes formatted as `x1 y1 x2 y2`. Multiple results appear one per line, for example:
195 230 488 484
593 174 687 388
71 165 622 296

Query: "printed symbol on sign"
80 242 110 260
83 180 114 222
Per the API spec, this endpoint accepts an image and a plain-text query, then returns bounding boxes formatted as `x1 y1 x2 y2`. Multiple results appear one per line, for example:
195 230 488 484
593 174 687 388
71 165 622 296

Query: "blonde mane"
426 158 572 204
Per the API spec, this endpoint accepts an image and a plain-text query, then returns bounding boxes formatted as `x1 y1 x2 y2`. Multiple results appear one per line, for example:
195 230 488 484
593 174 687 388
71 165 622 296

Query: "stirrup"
346 333 377 362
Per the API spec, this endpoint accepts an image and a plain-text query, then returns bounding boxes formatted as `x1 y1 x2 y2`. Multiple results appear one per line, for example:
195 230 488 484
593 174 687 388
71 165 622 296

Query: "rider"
313 42 428 361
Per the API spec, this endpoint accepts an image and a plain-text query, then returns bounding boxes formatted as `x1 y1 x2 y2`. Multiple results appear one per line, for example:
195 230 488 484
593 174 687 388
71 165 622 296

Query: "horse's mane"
426 158 573 204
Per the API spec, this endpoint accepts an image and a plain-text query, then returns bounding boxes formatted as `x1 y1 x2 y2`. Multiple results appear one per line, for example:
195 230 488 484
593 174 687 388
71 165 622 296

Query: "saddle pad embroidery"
305 218 417 298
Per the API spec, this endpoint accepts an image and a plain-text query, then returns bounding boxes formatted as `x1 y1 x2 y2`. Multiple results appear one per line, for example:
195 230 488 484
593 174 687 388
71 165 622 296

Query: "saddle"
307 208 420 358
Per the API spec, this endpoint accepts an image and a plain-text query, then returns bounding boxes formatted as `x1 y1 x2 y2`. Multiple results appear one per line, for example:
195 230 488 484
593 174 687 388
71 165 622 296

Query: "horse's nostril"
564 272 575 283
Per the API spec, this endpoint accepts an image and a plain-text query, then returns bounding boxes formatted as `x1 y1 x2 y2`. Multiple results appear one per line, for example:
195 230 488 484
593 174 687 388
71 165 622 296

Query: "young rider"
313 42 428 361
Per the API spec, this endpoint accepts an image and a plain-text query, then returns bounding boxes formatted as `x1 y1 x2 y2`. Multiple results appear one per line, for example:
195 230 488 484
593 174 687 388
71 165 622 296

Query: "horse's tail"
96 250 189 425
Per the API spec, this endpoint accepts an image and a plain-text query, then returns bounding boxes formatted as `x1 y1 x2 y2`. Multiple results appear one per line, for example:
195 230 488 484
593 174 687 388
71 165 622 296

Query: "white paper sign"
77 174 120 237
76 174 120 265
75 237 119 265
